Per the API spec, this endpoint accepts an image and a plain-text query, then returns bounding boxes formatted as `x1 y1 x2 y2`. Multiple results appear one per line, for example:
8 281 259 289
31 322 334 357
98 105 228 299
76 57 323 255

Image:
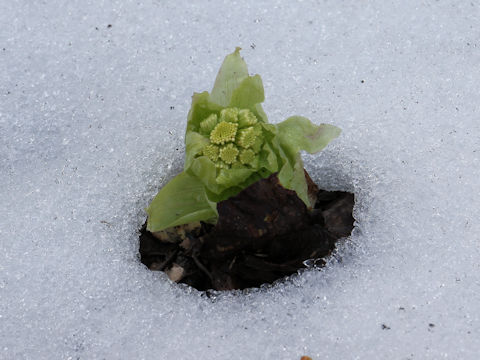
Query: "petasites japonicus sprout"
146 48 341 232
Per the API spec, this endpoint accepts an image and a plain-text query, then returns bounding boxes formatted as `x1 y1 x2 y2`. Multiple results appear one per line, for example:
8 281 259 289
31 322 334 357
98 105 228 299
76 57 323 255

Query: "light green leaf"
187 155 222 194
252 103 268 123
277 152 310 206
186 91 222 134
146 171 218 232
276 116 341 155
290 153 309 205
229 75 265 108
259 142 279 173
260 122 277 138
185 131 209 170
275 117 341 207
216 167 255 188
277 154 294 189
210 47 249 107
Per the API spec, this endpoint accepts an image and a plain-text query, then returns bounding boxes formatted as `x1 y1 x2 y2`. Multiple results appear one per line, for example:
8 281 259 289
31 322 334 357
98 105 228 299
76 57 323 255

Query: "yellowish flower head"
239 149 256 165
219 144 239 164
219 107 239 123
210 121 238 145
199 108 262 171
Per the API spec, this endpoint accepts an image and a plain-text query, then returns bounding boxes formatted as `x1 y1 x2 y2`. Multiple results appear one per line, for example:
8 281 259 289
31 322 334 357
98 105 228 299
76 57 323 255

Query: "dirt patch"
139 172 354 291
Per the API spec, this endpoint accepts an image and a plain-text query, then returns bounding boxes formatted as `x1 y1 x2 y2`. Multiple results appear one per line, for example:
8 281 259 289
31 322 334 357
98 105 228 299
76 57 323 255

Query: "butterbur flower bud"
146 48 341 232
194 106 264 175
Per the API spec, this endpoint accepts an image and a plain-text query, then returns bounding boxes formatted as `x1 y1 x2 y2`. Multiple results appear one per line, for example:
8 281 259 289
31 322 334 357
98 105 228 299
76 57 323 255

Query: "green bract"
146 48 341 232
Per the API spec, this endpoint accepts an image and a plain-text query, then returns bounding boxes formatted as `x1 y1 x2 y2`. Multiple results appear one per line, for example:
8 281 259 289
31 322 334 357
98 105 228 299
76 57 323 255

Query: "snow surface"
1 0 480 359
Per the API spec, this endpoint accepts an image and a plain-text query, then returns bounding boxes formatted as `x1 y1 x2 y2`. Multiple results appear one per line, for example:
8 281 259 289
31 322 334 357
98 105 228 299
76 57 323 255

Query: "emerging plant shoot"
147 48 341 232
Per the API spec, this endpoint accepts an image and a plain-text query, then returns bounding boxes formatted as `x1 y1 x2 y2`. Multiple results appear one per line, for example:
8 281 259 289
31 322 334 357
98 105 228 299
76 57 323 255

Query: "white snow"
1 0 480 359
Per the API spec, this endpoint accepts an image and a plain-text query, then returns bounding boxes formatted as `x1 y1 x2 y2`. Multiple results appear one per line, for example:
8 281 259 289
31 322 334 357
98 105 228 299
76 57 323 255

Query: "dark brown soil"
139 172 354 291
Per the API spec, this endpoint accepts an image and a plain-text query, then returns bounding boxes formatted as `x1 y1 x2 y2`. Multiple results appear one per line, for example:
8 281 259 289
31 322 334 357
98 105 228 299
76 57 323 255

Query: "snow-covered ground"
1 1 480 359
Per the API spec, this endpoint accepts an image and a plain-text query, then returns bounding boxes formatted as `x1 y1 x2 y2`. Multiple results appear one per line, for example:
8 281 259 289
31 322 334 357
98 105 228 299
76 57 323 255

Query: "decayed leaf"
316 190 355 238
140 171 355 290
201 173 311 259
166 263 185 282
152 221 202 244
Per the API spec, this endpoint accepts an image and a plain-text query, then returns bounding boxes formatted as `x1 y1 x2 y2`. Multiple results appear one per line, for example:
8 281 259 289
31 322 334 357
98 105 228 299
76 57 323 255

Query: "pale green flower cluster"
199 108 261 169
